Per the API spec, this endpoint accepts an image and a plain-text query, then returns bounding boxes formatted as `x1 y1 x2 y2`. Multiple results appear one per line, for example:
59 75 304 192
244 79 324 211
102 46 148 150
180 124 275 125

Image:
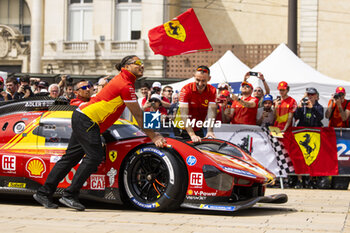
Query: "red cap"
278 81 288 90
0 76 3 83
241 81 253 89
220 90 230 97
336 86 346 94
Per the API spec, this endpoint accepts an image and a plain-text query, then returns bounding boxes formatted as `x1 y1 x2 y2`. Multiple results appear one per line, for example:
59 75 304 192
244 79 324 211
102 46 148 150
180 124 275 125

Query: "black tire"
122 146 187 211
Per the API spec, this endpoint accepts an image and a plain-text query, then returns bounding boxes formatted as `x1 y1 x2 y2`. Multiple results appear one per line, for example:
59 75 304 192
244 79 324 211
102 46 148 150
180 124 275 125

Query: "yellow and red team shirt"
80 68 137 133
176 82 216 131
328 99 350 127
230 96 259 125
274 96 297 130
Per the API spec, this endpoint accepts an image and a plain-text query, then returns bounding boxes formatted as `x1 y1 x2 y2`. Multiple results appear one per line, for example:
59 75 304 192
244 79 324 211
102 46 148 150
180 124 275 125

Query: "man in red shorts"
274 81 297 132
34 55 166 211
176 65 217 142
227 81 259 125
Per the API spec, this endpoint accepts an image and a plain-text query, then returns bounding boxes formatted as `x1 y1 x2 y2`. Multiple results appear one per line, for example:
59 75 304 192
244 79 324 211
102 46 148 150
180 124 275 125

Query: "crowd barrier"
214 124 350 177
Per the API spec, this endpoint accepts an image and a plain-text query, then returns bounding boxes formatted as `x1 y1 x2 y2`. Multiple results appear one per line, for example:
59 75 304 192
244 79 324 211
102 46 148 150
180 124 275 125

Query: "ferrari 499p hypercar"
0 98 287 212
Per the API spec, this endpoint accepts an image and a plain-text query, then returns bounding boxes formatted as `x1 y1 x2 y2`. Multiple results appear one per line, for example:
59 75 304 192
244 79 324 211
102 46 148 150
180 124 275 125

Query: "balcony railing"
45 39 146 60
64 41 89 51
111 41 137 51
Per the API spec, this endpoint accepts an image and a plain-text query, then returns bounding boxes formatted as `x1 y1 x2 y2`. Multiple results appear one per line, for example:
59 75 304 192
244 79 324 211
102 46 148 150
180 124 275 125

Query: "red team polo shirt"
178 82 216 131
327 99 350 127
230 96 259 125
274 96 297 130
79 68 137 133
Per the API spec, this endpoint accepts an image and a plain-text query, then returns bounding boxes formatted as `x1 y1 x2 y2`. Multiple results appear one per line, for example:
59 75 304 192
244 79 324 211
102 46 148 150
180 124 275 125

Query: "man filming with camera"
326 86 350 127
294 87 324 127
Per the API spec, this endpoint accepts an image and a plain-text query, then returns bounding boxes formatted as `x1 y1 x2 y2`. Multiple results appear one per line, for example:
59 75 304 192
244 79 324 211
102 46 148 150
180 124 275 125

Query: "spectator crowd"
1 65 349 190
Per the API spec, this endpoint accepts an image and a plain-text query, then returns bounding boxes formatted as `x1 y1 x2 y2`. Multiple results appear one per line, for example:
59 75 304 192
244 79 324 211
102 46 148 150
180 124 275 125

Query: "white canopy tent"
251 43 350 110
169 50 250 93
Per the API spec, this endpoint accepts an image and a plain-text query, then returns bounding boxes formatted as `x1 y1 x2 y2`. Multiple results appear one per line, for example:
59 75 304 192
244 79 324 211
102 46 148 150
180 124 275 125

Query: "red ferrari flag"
283 127 338 176
148 8 213 56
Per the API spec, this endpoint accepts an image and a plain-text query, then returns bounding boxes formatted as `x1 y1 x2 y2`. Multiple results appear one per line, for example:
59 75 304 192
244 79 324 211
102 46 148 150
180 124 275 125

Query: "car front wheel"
122 146 186 211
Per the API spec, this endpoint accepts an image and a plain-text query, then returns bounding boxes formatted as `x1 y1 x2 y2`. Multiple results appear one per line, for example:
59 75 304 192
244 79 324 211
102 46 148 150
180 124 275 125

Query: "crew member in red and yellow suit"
274 81 297 132
34 55 166 211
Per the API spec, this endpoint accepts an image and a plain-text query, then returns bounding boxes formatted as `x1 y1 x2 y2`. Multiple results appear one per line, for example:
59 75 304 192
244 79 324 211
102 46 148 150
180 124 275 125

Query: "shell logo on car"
26 157 46 178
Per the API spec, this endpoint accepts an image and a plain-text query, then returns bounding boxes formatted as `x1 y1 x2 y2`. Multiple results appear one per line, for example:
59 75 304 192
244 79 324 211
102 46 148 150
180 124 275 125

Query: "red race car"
0 98 287 212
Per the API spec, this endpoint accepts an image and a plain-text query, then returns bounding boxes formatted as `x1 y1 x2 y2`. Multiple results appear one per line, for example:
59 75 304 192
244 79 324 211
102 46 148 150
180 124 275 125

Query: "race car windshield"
105 124 146 141
195 142 243 158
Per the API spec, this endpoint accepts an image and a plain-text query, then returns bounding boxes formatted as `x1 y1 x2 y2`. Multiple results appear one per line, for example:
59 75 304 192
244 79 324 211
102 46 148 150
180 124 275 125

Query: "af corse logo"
190 173 203 186
2 155 16 171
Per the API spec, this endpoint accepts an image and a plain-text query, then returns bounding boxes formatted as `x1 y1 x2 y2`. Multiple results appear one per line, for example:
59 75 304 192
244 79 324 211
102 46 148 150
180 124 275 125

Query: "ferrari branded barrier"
336 128 350 175
214 124 350 177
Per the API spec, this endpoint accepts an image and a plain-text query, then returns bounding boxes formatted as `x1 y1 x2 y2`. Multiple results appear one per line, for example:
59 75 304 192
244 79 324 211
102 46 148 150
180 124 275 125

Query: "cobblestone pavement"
0 188 349 233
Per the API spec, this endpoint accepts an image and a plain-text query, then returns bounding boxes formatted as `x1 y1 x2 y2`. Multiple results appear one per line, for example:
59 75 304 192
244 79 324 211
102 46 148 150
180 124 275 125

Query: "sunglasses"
149 99 160 103
128 59 144 66
254 89 262 92
197 67 209 74
166 90 173 93
78 85 91 90
242 85 251 88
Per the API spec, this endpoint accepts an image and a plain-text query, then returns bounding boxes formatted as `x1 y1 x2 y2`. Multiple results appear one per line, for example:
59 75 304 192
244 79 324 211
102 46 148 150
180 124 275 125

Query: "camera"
66 75 73 83
249 72 258 76
333 93 340 100
302 97 309 106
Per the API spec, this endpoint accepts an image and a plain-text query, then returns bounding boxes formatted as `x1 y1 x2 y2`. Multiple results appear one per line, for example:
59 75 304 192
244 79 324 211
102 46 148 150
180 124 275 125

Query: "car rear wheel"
122 146 186 211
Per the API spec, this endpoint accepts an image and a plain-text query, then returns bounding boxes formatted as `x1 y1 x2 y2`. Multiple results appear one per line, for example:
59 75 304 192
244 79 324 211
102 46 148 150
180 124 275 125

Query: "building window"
68 0 93 41
115 0 141 41
0 0 31 41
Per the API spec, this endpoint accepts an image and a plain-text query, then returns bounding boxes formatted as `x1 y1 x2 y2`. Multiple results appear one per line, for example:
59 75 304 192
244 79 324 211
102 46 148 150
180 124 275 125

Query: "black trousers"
37 110 104 199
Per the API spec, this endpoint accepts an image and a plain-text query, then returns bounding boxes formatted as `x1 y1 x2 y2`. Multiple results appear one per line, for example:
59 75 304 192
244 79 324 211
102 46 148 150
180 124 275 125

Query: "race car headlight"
203 165 233 191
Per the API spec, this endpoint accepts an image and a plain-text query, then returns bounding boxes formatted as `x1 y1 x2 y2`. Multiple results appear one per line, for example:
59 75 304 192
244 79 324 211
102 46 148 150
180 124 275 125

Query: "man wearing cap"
38 81 49 93
294 87 323 127
142 82 171 109
243 72 270 108
325 86 350 127
274 81 297 131
144 94 167 120
256 94 275 127
227 81 259 125
216 90 231 123
175 65 217 142
0 76 12 101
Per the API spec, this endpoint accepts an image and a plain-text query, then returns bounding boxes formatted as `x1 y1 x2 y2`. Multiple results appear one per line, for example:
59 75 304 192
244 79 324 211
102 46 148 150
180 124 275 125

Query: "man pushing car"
34 55 166 211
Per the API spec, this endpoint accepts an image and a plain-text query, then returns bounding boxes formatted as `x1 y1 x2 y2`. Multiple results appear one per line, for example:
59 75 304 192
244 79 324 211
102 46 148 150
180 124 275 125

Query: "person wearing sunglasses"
175 65 217 142
243 71 270 108
143 82 171 109
226 81 259 125
144 93 167 121
162 86 174 103
70 80 92 106
326 86 350 127
34 55 166 211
